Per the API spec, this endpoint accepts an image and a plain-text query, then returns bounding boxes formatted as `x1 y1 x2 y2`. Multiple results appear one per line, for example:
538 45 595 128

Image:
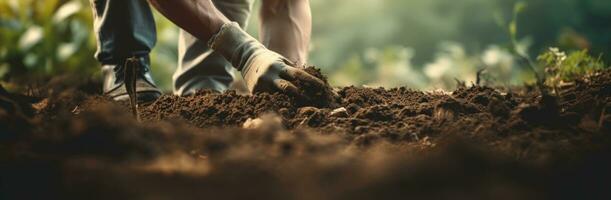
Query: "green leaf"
57 43 76 61
0 63 8 78
509 21 517 38
52 1 82 23
23 53 38 68
18 25 43 50
513 2 527 14
7 0 20 14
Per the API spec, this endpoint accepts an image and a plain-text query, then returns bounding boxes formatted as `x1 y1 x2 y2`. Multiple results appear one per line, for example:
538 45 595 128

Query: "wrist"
208 22 265 71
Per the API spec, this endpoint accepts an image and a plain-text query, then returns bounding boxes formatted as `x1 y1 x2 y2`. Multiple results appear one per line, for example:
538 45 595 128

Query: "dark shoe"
102 56 162 104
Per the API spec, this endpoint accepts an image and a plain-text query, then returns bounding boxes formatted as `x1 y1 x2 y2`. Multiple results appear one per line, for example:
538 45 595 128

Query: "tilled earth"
1 68 611 200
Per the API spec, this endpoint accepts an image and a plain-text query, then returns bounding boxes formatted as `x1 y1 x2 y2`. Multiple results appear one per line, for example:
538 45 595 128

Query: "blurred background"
1 0 610 91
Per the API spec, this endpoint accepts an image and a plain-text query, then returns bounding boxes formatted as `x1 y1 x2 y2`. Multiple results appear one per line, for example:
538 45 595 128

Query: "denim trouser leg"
90 0 156 64
173 0 254 96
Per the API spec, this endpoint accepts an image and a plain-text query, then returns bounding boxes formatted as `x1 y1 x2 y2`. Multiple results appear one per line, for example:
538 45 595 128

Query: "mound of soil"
1 69 611 200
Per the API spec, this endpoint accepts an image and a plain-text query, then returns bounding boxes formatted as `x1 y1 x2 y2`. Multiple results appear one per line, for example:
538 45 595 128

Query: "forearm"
148 0 324 97
147 0 230 42
260 0 312 66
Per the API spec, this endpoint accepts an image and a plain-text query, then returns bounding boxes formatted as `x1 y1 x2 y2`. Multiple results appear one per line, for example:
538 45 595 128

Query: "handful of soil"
294 66 340 108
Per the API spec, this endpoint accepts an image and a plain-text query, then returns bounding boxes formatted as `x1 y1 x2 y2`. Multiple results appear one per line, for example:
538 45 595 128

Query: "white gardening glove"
208 22 324 98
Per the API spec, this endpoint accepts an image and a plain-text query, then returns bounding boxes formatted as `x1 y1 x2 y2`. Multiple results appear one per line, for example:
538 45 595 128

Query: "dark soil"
1 69 611 200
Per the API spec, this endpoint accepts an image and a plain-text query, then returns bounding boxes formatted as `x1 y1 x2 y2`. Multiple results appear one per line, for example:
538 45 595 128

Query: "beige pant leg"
173 0 254 95
259 0 312 67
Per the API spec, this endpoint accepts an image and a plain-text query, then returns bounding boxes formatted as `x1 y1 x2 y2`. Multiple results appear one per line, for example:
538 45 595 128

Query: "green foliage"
538 48 605 86
0 0 96 81
503 1 544 87
312 0 611 89
509 1 528 57
330 46 428 88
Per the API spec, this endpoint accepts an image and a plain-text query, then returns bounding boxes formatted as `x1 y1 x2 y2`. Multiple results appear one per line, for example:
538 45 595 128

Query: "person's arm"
260 0 312 67
147 0 228 42
147 0 324 97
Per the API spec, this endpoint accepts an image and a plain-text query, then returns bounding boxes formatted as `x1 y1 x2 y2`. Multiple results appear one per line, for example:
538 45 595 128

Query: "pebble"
243 114 283 130
242 118 265 129
329 107 349 117
297 107 319 116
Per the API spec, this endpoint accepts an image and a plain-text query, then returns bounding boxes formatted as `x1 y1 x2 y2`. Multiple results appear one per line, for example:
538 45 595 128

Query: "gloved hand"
208 22 324 98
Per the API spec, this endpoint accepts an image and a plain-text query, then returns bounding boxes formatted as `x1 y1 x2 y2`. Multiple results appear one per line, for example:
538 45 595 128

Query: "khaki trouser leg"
173 0 254 96
260 0 312 67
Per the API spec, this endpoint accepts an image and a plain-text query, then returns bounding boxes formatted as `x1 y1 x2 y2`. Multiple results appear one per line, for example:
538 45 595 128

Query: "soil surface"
1 68 611 200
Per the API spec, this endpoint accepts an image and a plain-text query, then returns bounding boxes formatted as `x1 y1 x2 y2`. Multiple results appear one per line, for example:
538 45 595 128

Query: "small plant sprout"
507 2 548 95
538 47 605 95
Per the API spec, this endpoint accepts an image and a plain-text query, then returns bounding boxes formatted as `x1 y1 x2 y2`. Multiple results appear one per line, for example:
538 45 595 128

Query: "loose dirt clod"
293 66 340 108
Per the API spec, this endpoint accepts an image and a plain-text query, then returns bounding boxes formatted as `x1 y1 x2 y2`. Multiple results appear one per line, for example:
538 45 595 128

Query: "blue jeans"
90 0 253 95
